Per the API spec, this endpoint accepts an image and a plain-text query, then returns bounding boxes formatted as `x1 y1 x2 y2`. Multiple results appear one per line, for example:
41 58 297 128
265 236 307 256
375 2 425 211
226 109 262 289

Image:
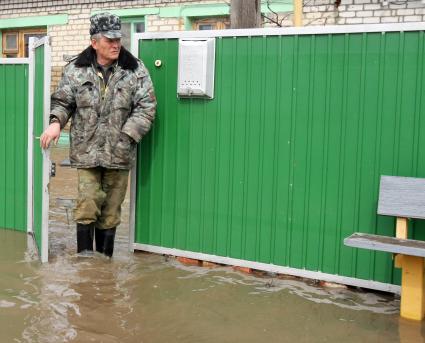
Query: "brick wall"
302 0 425 26
0 0 201 12
147 15 185 31
1 0 424 86
0 0 211 87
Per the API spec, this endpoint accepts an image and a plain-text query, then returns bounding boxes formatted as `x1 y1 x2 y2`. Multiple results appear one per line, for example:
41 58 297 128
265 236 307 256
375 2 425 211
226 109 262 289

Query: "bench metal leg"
400 255 425 321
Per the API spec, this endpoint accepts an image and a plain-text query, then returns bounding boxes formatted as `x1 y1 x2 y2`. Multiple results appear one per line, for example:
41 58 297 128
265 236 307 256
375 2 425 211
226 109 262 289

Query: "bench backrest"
378 176 425 219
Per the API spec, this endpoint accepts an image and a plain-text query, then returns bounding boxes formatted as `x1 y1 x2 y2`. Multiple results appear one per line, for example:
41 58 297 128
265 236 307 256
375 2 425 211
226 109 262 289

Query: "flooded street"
1 146 425 342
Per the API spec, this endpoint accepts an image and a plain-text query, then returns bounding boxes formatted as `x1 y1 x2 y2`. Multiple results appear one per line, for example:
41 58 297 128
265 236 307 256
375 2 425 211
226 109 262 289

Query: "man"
40 13 156 257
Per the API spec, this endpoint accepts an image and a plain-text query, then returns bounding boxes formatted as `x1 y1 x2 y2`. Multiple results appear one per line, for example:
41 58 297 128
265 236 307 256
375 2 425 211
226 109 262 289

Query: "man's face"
91 35 121 65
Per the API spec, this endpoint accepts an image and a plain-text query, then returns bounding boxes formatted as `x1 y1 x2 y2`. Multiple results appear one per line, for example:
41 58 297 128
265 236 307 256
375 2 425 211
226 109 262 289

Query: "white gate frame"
27 36 51 263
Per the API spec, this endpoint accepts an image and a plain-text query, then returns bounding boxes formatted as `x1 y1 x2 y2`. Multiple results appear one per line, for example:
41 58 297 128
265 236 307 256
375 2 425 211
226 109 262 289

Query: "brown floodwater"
1 146 425 343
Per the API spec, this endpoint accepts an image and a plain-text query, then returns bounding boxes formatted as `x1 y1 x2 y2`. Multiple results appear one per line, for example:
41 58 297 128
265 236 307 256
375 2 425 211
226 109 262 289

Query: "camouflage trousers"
74 167 129 230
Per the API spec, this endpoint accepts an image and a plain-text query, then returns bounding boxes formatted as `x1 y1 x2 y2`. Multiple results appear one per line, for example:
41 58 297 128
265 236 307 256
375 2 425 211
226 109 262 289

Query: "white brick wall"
0 0 206 87
302 0 425 26
1 0 424 86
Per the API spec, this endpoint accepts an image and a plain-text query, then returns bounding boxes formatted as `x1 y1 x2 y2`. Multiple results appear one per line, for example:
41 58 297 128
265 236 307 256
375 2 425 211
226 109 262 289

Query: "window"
120 18 145 51
192 17 230 31
199 24 214 30
2 28 46 58
24 32 46 57
3 32 18 57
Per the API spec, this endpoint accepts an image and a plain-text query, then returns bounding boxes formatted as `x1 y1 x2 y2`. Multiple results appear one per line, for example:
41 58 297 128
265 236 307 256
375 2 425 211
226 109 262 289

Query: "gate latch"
50 162 56 177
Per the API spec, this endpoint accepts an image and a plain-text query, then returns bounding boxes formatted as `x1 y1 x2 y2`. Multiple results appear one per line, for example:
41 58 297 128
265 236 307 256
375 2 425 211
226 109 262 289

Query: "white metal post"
41 36 51 263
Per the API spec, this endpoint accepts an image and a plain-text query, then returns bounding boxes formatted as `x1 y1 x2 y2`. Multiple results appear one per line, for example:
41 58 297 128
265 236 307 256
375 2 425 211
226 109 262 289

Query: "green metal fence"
0 60 29 232
133 24 425 292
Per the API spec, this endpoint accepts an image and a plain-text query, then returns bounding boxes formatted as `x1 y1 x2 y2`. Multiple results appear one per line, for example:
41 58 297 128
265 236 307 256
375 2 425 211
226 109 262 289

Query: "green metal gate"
0 37 51 263
132 23 425 293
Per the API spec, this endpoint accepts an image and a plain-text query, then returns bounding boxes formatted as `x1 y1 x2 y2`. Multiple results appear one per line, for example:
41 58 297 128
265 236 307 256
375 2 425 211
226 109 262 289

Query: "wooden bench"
344 175 425 321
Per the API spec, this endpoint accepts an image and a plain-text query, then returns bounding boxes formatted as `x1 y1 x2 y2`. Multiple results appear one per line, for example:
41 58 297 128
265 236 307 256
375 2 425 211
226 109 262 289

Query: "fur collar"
74 46 138 71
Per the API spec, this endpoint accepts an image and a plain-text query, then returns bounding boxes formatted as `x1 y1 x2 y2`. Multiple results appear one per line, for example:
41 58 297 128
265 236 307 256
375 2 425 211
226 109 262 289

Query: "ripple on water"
170 259 399 315
0 300 15 308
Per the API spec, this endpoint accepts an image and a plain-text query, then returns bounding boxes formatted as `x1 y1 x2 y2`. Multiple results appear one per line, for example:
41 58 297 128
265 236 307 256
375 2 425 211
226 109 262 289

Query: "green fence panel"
135 27 425 289
0 62 28 232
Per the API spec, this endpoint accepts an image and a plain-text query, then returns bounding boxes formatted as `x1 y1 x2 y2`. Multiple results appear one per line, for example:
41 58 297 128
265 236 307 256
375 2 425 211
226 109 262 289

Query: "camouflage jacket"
50 46 156 169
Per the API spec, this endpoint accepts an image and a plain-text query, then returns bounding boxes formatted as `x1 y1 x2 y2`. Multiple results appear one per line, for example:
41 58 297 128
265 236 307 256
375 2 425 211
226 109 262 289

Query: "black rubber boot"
95 227 116 257
76 223 94 253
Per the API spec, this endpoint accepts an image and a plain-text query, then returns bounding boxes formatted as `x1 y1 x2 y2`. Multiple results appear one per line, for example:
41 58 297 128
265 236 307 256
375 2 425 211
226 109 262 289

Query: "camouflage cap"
90 12 122 39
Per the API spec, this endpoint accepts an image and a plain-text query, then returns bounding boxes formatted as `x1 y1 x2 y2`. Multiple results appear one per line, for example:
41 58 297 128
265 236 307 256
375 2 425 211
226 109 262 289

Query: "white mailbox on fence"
177 38 215 99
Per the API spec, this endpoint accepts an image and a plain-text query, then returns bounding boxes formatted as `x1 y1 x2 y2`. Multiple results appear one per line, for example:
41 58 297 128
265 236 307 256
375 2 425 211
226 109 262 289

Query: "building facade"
0 0 424 87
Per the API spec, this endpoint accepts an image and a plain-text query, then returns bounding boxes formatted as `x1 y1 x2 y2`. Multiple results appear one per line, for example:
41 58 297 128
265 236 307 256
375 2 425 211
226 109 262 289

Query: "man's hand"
40 122 61 149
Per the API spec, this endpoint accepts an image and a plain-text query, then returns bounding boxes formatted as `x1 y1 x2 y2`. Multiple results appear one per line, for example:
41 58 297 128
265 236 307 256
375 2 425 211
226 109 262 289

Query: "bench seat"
344 233 425 258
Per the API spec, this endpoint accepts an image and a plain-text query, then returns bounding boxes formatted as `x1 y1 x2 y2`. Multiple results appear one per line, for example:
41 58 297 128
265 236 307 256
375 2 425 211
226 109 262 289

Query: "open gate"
28 37 52 263
0 37 51 262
